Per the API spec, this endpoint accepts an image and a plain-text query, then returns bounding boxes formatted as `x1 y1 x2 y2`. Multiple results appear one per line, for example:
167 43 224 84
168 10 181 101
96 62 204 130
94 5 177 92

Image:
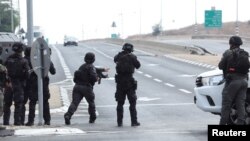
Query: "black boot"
130 104 140 127
117 104 123 127
64 113 71 125
89 116 96 124
131 122 140 126
44 121 50 125
25 121 34 126
3 108 10 125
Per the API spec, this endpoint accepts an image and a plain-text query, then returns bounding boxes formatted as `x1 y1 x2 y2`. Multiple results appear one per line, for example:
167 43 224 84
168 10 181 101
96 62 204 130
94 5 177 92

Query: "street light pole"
139 0 142 36
235 0 239 35
10 0 14 32
18 0 20 31
27 0 34 46
160 0 163 35
194 0 198 35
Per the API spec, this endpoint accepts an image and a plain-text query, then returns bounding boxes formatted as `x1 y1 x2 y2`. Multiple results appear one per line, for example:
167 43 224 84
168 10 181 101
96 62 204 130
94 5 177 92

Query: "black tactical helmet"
229 36 243 46
84 52 95 64
12 42 24 53
122 43 134 52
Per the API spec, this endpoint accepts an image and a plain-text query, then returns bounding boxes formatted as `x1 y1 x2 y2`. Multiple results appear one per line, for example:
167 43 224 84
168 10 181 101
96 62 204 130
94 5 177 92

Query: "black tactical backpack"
227 49 250 74
5 57 25 78
116 54 134 74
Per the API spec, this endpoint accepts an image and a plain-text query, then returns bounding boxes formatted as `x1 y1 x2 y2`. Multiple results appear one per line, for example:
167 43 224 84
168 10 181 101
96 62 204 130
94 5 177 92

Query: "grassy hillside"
128 21 250 39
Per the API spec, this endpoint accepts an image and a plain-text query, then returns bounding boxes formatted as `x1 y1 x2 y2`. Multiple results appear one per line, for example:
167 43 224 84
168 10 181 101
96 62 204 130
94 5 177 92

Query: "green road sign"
111 33 118 38
205 10 222 28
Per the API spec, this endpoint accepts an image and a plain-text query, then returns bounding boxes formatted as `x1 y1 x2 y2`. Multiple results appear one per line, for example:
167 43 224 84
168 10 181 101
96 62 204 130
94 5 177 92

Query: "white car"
194 69 250 124
64 36 78 46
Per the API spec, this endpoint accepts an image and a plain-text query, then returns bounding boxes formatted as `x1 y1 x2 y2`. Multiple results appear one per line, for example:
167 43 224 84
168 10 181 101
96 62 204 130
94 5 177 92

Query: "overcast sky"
18 0 250 43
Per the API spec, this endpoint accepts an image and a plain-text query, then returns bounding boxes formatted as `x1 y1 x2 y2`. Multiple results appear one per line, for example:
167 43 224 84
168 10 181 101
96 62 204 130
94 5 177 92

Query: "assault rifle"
96 67 109 84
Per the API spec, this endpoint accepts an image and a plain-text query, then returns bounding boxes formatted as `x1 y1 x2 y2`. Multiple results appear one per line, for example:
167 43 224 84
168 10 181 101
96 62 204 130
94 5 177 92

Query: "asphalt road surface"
1 41 220 141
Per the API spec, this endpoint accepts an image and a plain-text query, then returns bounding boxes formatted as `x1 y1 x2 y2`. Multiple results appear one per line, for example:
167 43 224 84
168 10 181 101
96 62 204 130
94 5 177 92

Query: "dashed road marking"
136 71 143 74
178 89 192 94
153 78 162 83
144 74 152 78
164 83 175 87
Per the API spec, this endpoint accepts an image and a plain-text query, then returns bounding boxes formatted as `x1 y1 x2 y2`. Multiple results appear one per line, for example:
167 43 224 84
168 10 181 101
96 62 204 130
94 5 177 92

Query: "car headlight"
201 75 223 86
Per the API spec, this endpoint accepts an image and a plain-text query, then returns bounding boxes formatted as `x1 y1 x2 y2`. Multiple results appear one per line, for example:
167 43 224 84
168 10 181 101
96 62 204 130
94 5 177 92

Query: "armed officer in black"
25 48 56 126
114 43 141 127
64 52 98 125
218 36 250 125
4 43 30 125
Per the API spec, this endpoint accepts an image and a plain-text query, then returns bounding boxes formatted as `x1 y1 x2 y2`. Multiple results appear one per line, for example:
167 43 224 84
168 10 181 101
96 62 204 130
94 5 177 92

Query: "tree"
0 0 19 32
152 23 162 36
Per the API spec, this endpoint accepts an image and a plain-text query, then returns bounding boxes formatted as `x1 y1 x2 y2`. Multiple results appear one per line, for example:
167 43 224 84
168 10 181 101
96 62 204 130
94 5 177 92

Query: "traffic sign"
31 37 51 77
205 10 222 28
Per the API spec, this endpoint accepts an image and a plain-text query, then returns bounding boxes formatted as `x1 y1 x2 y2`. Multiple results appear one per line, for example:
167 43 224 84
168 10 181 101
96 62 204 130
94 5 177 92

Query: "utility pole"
10 0 14 32
27 0 34 46
194 0 198 35
18 0 20 31
235 0 239 36
160 0 163 35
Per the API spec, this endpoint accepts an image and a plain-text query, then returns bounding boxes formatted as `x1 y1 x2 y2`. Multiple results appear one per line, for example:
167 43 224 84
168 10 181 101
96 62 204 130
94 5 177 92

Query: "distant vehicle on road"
64 36 78 46
194 69 250 124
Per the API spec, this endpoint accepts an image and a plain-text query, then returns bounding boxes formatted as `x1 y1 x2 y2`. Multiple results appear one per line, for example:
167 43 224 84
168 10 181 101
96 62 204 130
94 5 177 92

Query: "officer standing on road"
114 43 141 127
218 36 250 125
25 48 56 126
20 47 32 125
3 43 30 125
64 52 98 125
0 47 7 117
0 47 8 130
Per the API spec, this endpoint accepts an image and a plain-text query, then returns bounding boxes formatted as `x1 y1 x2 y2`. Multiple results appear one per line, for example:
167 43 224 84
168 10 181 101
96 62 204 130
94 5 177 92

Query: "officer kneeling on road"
114 43 141 127
64 52 100 125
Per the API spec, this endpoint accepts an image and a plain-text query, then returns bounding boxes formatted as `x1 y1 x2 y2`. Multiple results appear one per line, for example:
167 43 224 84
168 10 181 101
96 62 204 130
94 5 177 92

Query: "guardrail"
105 38 207 55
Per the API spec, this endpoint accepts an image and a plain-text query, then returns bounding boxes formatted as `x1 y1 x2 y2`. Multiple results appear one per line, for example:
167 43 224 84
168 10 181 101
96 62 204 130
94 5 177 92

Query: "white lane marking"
144 74 152 78
147 64 159 66
134 48 155 56
178 74 196 77
137 97 161 102
14 127 85 136
179 89 192 94
164 83 175 87
154 78 162 83
52 45 73 80
105 77 115 80
93 47 113 60
136 70 143 74
96 103 194 108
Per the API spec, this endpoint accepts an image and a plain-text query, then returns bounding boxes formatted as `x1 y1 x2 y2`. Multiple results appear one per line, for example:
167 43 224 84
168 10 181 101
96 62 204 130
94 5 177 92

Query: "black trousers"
65 84 96 121
3 80 25 125
115 75 138 124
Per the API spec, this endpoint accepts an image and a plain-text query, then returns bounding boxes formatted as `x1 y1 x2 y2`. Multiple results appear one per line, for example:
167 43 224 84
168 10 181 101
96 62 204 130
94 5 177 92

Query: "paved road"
1 41 219 140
